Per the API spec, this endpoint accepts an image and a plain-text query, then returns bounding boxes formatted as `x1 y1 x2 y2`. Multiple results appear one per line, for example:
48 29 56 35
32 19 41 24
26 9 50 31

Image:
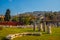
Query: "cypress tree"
4 9 11 21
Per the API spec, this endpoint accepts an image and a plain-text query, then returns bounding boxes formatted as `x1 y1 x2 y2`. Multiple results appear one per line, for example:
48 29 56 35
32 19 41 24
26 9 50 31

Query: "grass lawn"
0 27 60 40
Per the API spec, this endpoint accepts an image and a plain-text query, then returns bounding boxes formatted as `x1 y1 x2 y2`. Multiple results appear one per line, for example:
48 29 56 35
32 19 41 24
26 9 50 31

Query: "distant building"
0 15 5 21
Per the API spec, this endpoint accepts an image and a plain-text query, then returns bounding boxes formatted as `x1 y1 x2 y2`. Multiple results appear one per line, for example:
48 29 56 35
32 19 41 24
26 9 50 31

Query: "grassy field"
0 27 60 40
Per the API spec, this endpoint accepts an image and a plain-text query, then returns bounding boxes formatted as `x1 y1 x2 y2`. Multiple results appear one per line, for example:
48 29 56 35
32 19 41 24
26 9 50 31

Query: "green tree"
19 16 31 25
19 16 24 23
4 9 11 21
12 16 19 22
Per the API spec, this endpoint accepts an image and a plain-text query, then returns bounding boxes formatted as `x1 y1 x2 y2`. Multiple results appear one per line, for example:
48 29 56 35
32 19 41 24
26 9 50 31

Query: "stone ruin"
32 15 52 34
5 15 52 40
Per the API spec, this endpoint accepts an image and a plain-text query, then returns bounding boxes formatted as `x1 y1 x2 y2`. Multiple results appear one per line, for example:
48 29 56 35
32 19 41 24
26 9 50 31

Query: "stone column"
42 22 46 32
33 24 35 31
47 23 52 34
57 22 59 27
33 22 36 31
38 23 40 31
40 23 43 31
40 22 46 32
54 22 57 27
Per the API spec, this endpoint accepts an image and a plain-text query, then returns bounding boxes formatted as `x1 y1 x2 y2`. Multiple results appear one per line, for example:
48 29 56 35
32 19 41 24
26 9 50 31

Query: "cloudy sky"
0 0 60 15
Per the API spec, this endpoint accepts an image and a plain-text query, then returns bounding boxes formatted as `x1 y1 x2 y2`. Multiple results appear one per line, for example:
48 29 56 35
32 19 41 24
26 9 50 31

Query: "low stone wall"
6 32 41 40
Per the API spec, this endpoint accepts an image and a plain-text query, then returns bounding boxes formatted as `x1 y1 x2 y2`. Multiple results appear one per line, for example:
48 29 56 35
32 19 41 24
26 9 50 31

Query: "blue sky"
0 0 60 15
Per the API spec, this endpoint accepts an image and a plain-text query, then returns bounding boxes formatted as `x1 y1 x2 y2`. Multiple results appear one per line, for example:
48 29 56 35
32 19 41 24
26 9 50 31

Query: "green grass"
0 27 60 40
